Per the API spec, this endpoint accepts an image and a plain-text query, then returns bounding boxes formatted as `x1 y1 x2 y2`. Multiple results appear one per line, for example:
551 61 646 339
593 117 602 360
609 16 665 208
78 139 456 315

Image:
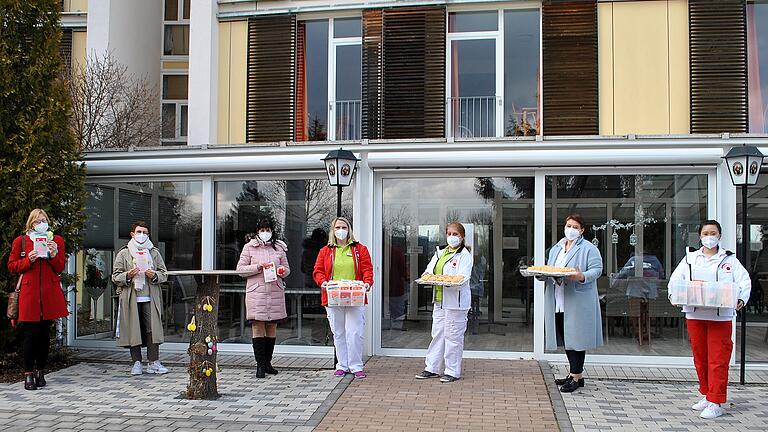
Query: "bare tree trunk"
185 275 220 400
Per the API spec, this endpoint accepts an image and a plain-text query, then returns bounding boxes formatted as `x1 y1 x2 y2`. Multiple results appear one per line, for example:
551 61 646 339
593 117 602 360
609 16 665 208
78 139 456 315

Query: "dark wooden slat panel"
381 6 445 139
689 0 747 133
247 15 296 143
542 1 598 136
59 28 73 77
362 9 383 140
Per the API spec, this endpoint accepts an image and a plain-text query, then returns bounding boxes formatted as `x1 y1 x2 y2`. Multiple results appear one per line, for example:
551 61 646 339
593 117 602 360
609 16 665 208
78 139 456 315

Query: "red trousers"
687 319 733 404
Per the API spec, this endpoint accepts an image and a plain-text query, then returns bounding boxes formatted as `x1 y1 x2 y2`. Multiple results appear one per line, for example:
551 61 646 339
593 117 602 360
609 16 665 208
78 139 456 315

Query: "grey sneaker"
415 370 440 379
439 375 459 383
130 361 143 376
146 360 168 374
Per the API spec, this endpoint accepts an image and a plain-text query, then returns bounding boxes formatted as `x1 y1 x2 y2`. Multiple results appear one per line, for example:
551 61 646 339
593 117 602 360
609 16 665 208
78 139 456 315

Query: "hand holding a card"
47 240 58 258
145 268 156 279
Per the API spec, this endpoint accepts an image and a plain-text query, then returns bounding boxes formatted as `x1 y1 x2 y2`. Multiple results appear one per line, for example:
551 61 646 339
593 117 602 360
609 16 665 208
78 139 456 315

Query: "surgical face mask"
134 233 149 244
335 229 349 241
34 222 48 234
258 231 272 242
447 235 462 248
564 227 581 241
701 235 719 249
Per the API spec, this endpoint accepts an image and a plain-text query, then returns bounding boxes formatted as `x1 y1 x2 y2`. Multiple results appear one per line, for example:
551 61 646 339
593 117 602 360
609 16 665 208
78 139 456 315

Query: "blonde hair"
328 217 357 245
446 221 471 251
25 209 51 232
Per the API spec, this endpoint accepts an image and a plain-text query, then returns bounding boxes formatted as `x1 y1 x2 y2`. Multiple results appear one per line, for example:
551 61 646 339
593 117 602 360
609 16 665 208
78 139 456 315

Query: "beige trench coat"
112 246 168 347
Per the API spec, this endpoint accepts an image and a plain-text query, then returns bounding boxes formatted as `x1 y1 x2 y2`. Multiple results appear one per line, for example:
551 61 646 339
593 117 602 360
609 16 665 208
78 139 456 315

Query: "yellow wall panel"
598 3 614 135
163 61 190 70
229 21 248 145
64 0 88 13
72 30 87 72
612 1 670 135
668 0 690 134
217 22 231 144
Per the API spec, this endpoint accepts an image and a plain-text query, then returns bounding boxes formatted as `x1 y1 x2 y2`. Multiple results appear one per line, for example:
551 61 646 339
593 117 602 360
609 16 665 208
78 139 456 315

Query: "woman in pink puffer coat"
236 218 290 378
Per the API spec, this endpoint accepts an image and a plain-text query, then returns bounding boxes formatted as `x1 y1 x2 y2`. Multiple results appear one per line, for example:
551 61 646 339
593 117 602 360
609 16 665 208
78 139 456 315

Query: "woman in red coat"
7 209 68 390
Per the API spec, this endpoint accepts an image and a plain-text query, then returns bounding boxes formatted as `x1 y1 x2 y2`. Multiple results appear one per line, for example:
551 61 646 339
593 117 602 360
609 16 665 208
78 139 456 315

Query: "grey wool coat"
112 246 168 347
543 236 604 351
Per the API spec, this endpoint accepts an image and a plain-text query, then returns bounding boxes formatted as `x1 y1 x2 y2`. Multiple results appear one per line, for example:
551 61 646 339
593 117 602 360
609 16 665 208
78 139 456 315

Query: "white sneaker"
130 361 143 376
691 397 709 411
700 402 724 419
146 361 168 374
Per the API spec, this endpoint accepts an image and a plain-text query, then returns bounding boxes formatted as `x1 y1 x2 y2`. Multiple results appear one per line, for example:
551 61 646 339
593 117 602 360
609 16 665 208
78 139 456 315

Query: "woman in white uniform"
414 222 473 383
668 219 750 419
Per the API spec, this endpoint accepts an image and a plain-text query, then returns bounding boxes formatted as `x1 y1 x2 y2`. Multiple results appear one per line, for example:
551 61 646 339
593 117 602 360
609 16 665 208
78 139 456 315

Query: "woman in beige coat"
237 218 290 378
112 221 169 376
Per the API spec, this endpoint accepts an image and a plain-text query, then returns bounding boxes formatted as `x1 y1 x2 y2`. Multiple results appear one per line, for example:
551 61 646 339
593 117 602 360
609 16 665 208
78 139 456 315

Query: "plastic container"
668 280 738 309
326 280 367 307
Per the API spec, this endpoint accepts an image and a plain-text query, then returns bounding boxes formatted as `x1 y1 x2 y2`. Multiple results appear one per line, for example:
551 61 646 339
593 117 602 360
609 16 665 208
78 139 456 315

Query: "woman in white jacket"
668 219 750 419
414 222 473 383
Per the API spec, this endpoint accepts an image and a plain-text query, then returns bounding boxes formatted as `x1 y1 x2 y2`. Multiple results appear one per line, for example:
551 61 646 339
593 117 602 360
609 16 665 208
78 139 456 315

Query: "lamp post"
322 148 360 366
723 144 765 385
323 148 360 217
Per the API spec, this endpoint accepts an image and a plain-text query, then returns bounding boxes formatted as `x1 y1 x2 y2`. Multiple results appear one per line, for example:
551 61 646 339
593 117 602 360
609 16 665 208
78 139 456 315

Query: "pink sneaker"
353 371 367 379
334 370 346 377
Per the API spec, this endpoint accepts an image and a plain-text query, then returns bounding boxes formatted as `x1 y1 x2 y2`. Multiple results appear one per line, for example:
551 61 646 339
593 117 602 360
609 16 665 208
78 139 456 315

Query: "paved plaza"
0 351 766 431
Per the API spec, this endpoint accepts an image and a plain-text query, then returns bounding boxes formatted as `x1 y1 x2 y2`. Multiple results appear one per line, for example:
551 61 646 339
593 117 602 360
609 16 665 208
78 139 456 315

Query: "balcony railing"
333 100 362 141
448 96 500 138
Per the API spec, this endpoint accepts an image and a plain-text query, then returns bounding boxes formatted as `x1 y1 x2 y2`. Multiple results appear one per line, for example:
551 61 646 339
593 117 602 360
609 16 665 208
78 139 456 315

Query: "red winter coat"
313 242 374 306
7 234 69 322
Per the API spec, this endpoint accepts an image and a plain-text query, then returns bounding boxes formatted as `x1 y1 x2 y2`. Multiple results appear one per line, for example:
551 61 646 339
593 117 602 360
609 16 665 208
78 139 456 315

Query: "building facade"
64 0 768 367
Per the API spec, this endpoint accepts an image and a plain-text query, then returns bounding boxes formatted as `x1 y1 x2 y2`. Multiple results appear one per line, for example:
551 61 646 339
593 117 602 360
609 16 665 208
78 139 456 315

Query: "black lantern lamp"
323 148 360 217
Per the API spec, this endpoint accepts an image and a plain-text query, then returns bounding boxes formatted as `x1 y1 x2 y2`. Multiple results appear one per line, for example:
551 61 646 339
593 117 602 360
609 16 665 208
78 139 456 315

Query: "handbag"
6 236 26 320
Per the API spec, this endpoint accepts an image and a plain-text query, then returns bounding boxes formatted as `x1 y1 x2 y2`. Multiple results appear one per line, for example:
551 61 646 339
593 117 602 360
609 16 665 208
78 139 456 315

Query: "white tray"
520 268 578 278
415 276 467 287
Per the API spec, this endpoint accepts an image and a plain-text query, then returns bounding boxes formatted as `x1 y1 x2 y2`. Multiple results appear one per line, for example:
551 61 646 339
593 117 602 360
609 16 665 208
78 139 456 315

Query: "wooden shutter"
295 21 308 141
59 28 73 77
362 9 383 140
380 6 446 139
689 0 747 133
246 15 296 143
542 1 598 136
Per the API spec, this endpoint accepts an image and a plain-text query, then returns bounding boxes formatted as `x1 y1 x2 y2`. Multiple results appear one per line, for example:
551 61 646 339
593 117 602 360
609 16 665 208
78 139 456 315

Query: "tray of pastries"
520 265 578 277
415 274 467 286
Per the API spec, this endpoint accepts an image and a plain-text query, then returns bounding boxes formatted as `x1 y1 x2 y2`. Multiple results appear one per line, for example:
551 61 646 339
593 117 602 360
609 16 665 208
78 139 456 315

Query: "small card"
33 237 49 258
263 262 277 282
134 250 150 272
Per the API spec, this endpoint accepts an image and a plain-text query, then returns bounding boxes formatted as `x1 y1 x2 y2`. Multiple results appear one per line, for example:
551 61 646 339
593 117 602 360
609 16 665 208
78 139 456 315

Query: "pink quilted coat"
236 238 290 322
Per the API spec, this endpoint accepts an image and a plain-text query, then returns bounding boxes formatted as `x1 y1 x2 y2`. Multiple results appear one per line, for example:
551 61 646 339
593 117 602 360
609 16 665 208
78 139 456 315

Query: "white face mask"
447 235 462 248
701 235 719 249
564 227 581 241
258 231 272 242
335 229 349 241
34 222 49 234
134 233 149 244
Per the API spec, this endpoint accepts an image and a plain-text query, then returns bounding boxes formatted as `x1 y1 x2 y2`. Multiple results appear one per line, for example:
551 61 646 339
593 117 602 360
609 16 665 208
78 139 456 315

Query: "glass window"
162 75 188 99
737 168 768 362
545 174 708 357
450 39 496 137
215 179 352 345
382 177 535 352
748 2 768 132
183 0 190 20
161 103 176 139
180 104 188 137
335 45 362 140
164 0 178 21
334 17 361 38
302 20 329 141
164 24 190 56
76 181 202 341
448 11 498 32
504 9 540 136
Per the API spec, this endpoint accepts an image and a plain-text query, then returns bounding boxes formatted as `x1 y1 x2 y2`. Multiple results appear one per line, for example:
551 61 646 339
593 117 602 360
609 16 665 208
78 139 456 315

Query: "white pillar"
353 152 376 357
188 0 219 146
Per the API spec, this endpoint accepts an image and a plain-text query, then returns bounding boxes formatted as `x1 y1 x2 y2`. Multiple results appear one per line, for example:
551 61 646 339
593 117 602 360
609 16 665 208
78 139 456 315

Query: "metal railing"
333 100 362 141
448 96 500 138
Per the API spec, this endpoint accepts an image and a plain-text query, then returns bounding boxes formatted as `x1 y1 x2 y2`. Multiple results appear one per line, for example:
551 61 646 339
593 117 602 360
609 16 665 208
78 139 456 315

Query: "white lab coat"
422 245 473 378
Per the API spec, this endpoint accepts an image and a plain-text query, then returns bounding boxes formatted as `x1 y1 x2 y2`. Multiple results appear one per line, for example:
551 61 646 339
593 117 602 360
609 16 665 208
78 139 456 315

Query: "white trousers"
424 307 469 378
326 306 365 373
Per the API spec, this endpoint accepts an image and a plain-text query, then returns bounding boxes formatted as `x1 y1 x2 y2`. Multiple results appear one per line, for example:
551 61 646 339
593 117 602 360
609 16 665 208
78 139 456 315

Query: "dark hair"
256 218 278 249
131 221 149 233
564 214 586 230
699 220 722 235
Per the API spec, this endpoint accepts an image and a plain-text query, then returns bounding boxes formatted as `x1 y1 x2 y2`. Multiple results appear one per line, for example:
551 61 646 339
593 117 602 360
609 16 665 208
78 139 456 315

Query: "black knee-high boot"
252 337 266 378
264 337 278 375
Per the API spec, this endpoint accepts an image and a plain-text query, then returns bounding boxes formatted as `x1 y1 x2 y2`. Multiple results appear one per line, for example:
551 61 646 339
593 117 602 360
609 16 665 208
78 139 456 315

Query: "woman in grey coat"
542 214 603 392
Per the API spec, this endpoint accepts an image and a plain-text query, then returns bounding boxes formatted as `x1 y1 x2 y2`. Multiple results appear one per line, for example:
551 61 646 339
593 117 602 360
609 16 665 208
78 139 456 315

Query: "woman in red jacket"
313 217 373 378
7 209 69 390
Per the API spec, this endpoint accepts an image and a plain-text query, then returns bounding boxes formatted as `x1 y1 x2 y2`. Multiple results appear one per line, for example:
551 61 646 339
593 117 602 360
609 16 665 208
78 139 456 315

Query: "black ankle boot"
554 375 571 386
34 370 46 387
264 337 278 375
559 378 585 393
252 337 266 378
24 373 37 391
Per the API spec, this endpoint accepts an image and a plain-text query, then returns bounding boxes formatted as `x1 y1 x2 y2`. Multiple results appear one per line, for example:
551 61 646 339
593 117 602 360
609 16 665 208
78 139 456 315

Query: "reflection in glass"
215 179 352 345
382 177 534 352
545 175 708 356
303 20 329 141
448 11 498 32
162 75 188 100
504 9 540 136
450 39 496 138
748 2 768 132
335 44 362 140
334 17 361 38
164 25 190 56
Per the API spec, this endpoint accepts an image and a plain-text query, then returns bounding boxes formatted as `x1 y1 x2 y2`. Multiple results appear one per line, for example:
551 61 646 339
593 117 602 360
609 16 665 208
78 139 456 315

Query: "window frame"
327 17 362 141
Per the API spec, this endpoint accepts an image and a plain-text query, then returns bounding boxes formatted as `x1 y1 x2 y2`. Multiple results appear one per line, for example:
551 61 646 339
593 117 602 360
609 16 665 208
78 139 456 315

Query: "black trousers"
555 312 586 375
22 320 52 372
